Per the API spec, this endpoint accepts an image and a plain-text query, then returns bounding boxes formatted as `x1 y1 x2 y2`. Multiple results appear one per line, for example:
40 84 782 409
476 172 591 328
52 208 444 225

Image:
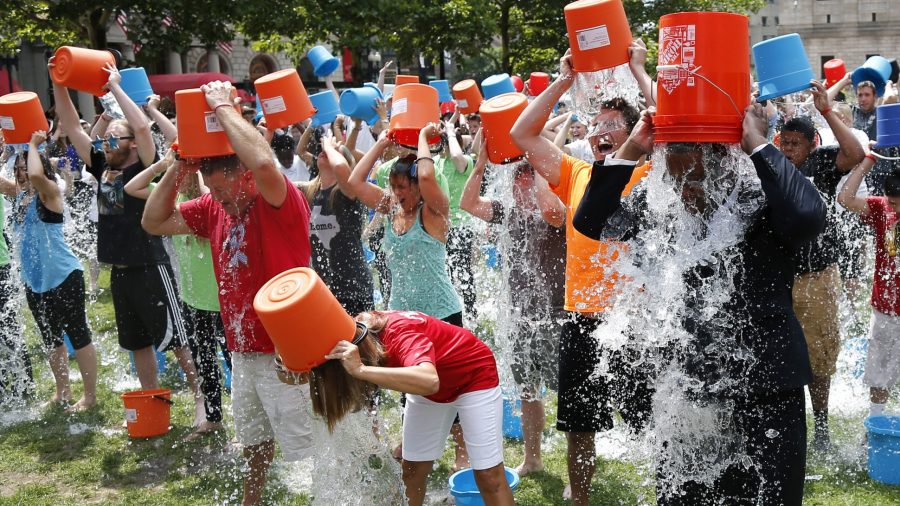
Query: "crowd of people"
0 27 898 506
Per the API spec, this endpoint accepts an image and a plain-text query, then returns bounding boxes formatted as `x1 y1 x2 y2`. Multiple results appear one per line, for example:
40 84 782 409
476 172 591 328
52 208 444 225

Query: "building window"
826 14 831 23
821 55 834 80
775 16 779 25
872 13 877 22
762 16 767 26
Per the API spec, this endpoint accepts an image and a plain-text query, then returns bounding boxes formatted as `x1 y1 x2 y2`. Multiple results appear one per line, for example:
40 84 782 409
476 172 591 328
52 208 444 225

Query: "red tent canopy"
147 72 236 99
0 68 22 96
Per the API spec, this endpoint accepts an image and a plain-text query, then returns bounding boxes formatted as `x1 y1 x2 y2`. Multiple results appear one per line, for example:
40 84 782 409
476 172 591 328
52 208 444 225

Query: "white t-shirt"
566 138 594 163
276 154 310 183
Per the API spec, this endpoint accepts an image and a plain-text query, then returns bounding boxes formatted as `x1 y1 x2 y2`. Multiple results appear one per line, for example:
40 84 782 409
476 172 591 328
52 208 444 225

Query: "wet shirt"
794 145 842 274
309 185 373 314
12 192 82 293
173 194 220 312
87 150 168 266
435 155 474 227
180 178 311 353
851 105 877 140
861 197 900 316
381 311 498 403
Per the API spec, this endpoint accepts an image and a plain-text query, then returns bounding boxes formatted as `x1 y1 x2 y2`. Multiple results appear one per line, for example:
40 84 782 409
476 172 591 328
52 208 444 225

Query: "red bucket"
824 59 846 88
528 72 550 96
654 12 750 144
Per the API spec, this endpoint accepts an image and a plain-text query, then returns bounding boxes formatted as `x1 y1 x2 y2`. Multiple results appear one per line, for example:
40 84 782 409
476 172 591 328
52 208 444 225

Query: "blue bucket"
340 85 383 123
254 95 263 122
482 74 516 100
119 67 153 106
865 415 900 485
309 91 340 127
752 34 814 102
129 350 168 376
220 352 232 391
63 333 76 359
502 397 524 440
429 80 453 103
852 55 892 97
875 103 900 149
482 244 499 270
449 467 520 506
307 46 340 77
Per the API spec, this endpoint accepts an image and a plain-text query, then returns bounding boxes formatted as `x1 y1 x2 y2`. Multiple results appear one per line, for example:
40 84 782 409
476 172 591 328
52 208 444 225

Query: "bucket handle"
151 394 174 405
872 151 900 161
657 64 743 118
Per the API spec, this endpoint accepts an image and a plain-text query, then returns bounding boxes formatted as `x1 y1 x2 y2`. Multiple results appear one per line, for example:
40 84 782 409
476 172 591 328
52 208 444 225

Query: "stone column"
206 48 220 73
167 51 183 74
77 91 96 123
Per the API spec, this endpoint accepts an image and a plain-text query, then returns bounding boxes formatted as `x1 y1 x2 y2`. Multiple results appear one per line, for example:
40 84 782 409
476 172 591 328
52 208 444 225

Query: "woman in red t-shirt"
310 310 513 506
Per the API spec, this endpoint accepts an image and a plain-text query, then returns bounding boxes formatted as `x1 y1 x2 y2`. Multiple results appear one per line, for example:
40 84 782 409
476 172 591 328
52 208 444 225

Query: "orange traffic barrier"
389 84 441 147
50 46 116 97
452 80 484 114
122 389 173 438
564 0 632 72
654 12 750 144
254 267 357 373
480 92 528 164
254 69 316 130
175 88 239 159
0 92 49 144
395 75 420 86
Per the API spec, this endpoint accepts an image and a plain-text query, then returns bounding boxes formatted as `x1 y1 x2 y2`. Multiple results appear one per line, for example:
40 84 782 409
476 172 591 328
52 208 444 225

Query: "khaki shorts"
793 264 841 377
865 309 900 389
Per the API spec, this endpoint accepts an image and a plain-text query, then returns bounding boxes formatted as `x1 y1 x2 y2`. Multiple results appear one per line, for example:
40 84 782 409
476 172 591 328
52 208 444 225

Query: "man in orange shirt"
510 49 649 506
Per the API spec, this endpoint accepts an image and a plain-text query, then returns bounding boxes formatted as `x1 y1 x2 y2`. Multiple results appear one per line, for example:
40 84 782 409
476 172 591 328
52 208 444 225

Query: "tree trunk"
87 9 109 49
500 2 510 74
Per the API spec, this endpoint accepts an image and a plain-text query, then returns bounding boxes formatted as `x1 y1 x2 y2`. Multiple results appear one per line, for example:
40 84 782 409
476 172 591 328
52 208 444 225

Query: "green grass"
1 267 899 504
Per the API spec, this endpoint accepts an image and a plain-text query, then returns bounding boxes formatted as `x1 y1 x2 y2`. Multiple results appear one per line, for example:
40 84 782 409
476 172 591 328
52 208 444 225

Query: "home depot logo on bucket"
659 24 697 95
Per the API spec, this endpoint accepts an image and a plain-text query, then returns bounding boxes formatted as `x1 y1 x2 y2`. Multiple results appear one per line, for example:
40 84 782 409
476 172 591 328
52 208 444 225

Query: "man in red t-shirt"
838 150 900 422
143 81 313 505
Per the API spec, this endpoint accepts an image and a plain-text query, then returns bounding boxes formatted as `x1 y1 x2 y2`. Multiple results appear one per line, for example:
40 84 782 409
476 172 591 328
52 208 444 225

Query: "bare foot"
192 400 207 428
185 420 224 442
392 443 402 461
65 397 97 413
563 484 572 501
41 396 70 410
515 460 544 477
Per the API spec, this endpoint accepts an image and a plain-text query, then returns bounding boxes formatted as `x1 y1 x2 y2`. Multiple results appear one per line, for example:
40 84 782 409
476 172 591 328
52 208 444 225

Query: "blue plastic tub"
503 397 524 440
853 55 892 97
429 80 453 103
482 74 516 100
448 467 520 505
875 103 900 149
119 67 153 106
866 415 900 485
340 85 383 123
307 46 340 77
752 34 814 102
309 90 340 127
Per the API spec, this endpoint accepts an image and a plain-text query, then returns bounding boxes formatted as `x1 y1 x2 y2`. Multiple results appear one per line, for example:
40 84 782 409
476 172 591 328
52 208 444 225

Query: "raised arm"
535 172 566 228
416 124 450 219
826 72 852 102
202 81 287 207
142 156 195 236
838 147 875 216
376 60 393 95
125 148 176 200
324 75 340 103
322 137 357 200
26 131 63 213
556 114 574 149
628 38 656 107
103 64 156 167
459 144 494 222
49 59 93 164
90 113 110 140
326 340 439 396
348 134 392 211
443 118 469 172
810 80 864 171
510 50 576 186
144 95 177 145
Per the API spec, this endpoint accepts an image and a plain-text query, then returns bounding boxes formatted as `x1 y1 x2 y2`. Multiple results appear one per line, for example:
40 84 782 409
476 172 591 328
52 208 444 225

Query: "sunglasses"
91 134 135 151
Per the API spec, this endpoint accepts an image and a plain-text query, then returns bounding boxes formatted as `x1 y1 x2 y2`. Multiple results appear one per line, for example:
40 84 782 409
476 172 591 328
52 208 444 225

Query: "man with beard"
572 102 825 505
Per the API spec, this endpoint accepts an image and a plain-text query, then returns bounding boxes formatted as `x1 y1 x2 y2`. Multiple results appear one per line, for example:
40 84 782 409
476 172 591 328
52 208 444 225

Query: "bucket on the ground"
340 85 383 123
429 80 453 103
0 92 49 145
50 46 117 97
254 267 357 373
875 103 900 149
502 397 524 440
865 415 900 485
307 46 339 77
122 388 173 438
823 58 846 87
388 84 440 147
119 67 153 106
852 56 892 97
528 72 550 96
479 92 528 164
564 0 632 72
309 90 340 127
449 467 520 505
254 69 315 130
481 74 516 100
654 12 750 144
452 80 483 114
175 88 240 159
395 75 420 86
753 34 814 102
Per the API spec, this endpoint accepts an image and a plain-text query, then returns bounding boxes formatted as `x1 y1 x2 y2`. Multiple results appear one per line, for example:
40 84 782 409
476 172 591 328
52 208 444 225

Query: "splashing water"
570 63 642 123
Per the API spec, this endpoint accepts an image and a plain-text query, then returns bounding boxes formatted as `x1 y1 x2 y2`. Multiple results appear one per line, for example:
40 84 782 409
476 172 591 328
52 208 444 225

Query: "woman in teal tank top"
348 124 463 322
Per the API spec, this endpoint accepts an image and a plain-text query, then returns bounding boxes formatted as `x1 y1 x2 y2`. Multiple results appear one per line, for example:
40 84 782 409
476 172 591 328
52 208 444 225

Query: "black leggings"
0 264 33 399
182 303 231 423
25 270 92 350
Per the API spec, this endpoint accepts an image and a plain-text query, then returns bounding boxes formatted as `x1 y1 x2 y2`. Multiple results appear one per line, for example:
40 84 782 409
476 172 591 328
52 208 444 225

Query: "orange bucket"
528 72 550 96
480 93 528 164
654 12 750 144
389 84 441 147
564 0 632 72
395 75 420 86
175 88 240 159
452 79 483 114
0 92 49 145
254 69 315 130
50 46 116 97
122 388 173 438
824 58 846 88
254 267 357 373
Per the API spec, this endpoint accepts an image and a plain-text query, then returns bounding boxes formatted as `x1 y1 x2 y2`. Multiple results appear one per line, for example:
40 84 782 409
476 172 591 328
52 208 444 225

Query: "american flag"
115 10 129 35
162 15 174 28
216 40 233 55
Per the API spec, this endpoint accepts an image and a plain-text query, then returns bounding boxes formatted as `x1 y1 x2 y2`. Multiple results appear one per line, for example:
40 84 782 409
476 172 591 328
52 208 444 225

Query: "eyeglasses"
91 134 135 151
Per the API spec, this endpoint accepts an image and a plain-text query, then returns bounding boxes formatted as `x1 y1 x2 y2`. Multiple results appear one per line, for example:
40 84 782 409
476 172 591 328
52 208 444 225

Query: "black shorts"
557 312 613 433
25 270 92 351
111 264 186 352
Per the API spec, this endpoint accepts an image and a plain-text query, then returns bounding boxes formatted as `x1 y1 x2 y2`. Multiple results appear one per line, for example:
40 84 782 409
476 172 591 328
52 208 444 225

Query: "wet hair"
664 142 729 176
390 154 419 184
14 152 57 183
270 132 295 154
857 81 876 94
782 116 816 143
108 119 134 137
308 313 388 432
885 171 900 197
601 98 640 132
198 154 242 176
